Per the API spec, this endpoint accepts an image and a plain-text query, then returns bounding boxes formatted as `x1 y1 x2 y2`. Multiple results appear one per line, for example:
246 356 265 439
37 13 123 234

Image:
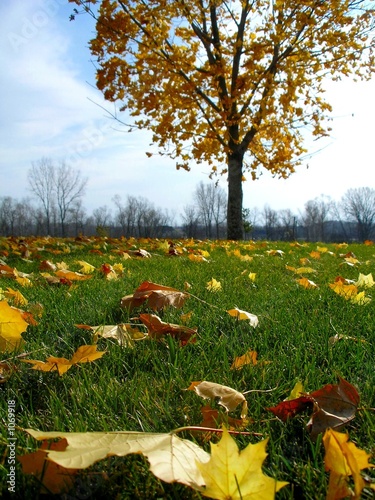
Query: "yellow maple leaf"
355 273 374 289
22 345 105 376
323 429 374 500
76 260 96 274
297 277 318 289
196 428 288 499
4 287 28 306
206 278 222 292
0 300 28 351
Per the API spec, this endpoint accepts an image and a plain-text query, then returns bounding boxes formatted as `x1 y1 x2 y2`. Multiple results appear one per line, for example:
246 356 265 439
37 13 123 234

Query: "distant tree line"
1 158 375 242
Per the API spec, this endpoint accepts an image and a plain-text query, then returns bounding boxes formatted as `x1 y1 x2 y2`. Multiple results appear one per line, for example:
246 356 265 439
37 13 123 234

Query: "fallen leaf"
188 381 248 418
227 308 259 327
323 429 374 500
120 281 188 311
196 428 288 499
0 300 28 351
297 277 318 289
21 345 106 376
206 278 222 292
231 350 258 370
55 270 92 281
139 313 197 344
307 378 360 439
84 324 147 346
4 287 28 306
25 429 209 489
355 272 374 289
18 439 77 494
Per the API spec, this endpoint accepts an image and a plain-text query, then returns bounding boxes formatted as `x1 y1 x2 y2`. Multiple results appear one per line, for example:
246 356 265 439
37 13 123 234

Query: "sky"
1 0 375 224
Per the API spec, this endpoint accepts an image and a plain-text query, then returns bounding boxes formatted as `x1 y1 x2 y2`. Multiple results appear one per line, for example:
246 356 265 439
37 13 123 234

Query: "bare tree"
181 205 200 238
340 187 375 241
194 182 226 239
278 209 297 241
55 161 88 237
28 157 55 234
262 205 279 240
300 195 333 242
93 205 112 235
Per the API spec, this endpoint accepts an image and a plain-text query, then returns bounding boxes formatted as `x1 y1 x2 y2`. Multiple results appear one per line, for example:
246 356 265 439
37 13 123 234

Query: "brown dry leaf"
187 381 248 419
307 378 360 439
39 260 57 272
0 361 17 383
18 439 77 494
121 281 188 311
139 313 196 344
55 270 92 281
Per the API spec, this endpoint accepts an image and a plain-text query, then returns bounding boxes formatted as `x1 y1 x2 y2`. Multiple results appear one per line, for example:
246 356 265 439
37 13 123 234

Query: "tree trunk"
227 151 244 240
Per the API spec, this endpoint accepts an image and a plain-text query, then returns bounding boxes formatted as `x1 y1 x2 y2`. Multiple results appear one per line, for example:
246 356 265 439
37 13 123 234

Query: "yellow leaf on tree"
323 429 374 500
196 428 288 499
0 300 28 351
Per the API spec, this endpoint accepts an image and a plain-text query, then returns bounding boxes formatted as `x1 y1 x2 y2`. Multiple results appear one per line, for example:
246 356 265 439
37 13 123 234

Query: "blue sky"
1 0 374 222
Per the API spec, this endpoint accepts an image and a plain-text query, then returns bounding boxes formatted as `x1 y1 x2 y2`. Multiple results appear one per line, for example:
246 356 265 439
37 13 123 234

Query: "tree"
70 0 375 240
55 161 88 236
28 158 55 234
194 181 226 238
262 205 279 240
181 204 200 238
301 195 332 241
340 187 375 241
28 158 87 236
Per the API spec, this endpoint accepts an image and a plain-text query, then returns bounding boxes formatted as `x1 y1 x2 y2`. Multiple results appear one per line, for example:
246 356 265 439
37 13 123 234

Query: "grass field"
0 236 374 499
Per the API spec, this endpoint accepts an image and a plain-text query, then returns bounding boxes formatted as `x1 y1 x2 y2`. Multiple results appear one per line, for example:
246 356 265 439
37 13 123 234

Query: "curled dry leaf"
267 378 359 439
120 281 188 311
188 381 248 419
139 313 197 344
76 323 147 346
227 308 259 327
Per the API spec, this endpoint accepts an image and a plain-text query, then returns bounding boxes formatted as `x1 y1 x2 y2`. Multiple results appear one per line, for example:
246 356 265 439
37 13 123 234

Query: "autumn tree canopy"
70 0 375 239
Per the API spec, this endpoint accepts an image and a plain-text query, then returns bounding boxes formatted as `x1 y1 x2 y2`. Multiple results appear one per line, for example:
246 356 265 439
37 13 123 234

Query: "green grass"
0 237 374 499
